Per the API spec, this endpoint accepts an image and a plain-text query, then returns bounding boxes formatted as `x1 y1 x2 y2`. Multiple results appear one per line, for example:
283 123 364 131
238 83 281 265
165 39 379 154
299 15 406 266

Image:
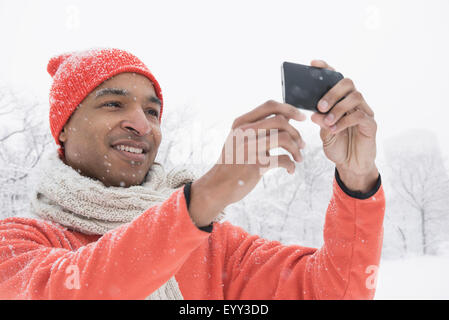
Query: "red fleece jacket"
0 177 385 299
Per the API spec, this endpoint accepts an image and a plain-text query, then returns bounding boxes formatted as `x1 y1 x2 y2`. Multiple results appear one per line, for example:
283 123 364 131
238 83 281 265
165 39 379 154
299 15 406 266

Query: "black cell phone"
281 61 344 113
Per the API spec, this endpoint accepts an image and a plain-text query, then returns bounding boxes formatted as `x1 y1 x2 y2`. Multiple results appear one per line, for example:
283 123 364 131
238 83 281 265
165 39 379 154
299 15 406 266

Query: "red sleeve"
0 187 210 299
222 178 385 300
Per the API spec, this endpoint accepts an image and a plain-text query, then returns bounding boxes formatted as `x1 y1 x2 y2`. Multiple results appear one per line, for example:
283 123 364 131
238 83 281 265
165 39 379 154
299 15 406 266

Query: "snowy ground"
375 255 449 299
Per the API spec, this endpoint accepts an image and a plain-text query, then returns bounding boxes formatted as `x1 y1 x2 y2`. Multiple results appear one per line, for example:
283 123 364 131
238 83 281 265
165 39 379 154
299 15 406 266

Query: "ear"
59 127 67 143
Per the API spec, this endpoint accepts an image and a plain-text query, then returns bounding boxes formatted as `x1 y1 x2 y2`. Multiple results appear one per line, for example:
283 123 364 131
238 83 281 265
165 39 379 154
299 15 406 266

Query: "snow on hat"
47 47 164 159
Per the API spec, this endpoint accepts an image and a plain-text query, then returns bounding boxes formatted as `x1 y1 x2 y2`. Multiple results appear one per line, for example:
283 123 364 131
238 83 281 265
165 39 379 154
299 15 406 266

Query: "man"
0 48 384 299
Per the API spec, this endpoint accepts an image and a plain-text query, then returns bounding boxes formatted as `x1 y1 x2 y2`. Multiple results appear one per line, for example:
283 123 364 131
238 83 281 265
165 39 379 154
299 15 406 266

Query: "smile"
114 144 144 154
111 145 147 163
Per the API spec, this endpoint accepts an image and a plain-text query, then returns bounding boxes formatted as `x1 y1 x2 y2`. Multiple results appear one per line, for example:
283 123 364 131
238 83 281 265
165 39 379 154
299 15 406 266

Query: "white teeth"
114 145 144 154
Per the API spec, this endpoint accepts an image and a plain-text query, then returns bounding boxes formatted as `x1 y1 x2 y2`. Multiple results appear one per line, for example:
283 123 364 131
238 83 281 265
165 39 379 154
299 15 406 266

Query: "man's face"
59 72 162 187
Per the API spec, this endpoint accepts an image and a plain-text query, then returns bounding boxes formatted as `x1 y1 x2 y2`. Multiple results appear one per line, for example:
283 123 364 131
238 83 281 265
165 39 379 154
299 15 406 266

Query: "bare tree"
385 130 449 255
274 145 333 244
157 102 224 179
0 87 52 218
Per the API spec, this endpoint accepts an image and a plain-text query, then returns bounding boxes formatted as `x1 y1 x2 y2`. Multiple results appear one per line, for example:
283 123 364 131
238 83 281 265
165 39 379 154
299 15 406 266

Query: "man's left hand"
310 59 379 193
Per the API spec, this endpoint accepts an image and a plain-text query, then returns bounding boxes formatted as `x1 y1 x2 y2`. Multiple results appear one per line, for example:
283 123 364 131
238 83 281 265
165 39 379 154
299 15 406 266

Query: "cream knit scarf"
25 150 199 300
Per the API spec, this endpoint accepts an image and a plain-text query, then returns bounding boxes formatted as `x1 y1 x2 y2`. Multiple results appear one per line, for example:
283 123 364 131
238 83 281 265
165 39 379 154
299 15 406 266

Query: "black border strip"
335 168 382 200
184 182 213 233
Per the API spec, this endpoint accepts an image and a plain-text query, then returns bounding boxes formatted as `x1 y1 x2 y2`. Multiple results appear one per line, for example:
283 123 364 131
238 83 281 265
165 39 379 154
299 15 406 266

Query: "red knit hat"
47 47 164 159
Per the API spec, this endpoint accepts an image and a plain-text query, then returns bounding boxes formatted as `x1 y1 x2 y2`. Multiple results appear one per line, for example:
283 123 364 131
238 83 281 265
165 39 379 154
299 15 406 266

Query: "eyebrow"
95 87 161 106
148 95 162 107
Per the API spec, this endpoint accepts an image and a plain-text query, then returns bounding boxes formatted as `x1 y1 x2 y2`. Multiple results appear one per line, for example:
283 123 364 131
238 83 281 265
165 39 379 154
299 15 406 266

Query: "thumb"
310 59 336 71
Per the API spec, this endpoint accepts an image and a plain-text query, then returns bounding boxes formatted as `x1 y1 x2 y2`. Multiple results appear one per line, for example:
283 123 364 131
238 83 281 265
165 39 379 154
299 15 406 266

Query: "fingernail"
318 100 328 111
330 125 337 132
325 113 334 124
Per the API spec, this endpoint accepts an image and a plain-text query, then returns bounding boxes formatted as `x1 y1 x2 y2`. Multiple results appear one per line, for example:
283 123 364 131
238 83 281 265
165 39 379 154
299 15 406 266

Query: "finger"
256 131 303 163
322 91 364 126
310 112 336 144
329 108 377 136
334 90 374 118
232 100 306 129
310 112 329 130
317 78 356 113
306 113 335 152
310 59 336 71
240 114 306 149
259 154 296 175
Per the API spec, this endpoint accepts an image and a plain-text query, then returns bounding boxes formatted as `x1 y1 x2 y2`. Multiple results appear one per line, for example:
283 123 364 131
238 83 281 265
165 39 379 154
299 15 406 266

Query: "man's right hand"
188 100 307 227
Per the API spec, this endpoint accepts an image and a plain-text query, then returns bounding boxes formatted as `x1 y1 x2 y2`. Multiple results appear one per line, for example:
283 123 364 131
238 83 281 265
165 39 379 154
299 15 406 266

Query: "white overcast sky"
1 0 448 163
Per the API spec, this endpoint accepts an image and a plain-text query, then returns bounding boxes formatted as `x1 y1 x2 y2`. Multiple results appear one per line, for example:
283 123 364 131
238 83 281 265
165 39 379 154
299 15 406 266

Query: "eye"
102 101 121 108
146 109 159 117
102 102 158 117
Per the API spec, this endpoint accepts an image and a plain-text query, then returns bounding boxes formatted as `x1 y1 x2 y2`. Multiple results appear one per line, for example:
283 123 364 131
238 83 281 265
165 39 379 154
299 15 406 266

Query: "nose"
120 106 152 137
